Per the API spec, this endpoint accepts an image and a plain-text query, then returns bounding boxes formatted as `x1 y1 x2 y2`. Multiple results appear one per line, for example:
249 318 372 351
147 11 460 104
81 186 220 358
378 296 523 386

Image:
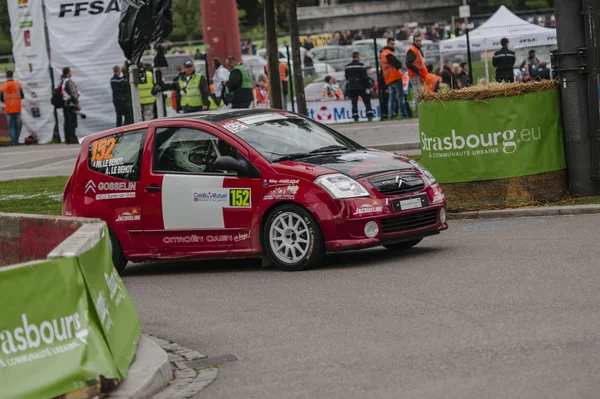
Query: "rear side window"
88 130 146 181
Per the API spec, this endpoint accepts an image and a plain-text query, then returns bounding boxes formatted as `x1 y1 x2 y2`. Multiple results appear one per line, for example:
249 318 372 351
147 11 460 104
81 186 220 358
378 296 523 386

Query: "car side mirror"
213 156 246 174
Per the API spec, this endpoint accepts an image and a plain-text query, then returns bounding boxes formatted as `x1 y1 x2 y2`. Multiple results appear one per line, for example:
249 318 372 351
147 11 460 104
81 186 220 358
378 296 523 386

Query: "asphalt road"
0 120 418 181
122 215 600 399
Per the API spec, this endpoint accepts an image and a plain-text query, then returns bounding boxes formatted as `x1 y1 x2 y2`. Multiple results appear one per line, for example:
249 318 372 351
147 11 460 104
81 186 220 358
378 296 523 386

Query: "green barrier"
1 225 141 399
419 89 566 184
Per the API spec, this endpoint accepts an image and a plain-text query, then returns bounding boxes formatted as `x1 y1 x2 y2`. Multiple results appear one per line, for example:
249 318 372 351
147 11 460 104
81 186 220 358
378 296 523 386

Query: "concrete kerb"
448 204 600 220
105 335 173 399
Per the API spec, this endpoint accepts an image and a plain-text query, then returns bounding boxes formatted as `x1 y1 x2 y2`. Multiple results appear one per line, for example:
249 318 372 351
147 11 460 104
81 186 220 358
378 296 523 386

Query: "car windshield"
224 115 359 162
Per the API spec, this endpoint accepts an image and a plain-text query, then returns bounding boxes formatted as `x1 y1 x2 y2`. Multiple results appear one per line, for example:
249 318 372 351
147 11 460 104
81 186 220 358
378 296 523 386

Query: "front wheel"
264 204 324 271
383 238 423 251
108 229 128 274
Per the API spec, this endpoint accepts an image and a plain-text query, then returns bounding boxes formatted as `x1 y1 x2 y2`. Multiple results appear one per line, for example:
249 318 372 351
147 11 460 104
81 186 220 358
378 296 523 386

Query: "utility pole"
264 0 283 109
554 0 599 196
288 0 307 115
461 0 473 85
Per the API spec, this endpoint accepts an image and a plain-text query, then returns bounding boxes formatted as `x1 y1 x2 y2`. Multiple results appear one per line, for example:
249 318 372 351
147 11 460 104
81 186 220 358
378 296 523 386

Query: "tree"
288 0 306 115
170 0 202 43
0 1 13 55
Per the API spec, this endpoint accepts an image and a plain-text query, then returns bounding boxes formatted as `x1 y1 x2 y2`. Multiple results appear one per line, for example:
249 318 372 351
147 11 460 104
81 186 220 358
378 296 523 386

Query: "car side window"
88 129 146 181
153 127 238 175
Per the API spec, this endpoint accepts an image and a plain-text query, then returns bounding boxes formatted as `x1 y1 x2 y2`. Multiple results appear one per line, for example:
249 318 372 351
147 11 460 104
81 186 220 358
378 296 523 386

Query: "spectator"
452 63 464 89
520 49 540 77
322 76 342 100
518 67 533 83
428 25 441 42
194 49 202 60
212 58 230 102
441 61 453 88
253 76 268 104
304 53 315 76
493 38 516 82
340 31 352 46
401 65 412 117
0 71 24 146
405 34 427 116
345 51 373 122
60 67 80 144
303 36 314 51
249 40 257 55
329 32 341 45
533 61 551 80
397 26 409 41
383 28 394 39
110 65 130 127
226 56 254 109
354 30 365 41
366 67 378 97
459 62 471 87
371 26 378 39
380 37 407 119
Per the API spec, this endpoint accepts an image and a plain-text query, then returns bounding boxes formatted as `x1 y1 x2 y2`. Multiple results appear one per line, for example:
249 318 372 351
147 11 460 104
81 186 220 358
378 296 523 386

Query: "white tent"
440 5 557 54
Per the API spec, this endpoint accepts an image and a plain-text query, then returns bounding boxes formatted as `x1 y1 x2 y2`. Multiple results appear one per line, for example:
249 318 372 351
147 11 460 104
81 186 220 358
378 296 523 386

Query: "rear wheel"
383 238 423 251
108 229 128 274
264 204 324 271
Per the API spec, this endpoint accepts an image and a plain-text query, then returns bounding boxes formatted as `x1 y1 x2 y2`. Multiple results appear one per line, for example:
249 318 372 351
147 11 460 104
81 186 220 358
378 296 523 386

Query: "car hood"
270 150 415 180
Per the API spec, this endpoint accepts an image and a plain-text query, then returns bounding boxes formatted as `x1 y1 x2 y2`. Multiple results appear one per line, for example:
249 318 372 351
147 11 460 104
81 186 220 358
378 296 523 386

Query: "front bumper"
322 204 448 252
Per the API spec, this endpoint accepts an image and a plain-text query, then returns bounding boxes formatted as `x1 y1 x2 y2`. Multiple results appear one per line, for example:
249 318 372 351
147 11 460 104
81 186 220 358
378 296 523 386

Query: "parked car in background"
304 72 347 102
141 54 194 83
256 46 309 61
280 58 336 78
308 45 375 71
242 55 268 82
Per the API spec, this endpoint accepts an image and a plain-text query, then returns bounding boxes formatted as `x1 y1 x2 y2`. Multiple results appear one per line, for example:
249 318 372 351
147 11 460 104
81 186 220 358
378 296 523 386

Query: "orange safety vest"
254 86 268 104
171 90 178 110
279 62 288 82
322 87 344 100
402 74 410 92
380 49 404 86
407 45 427 80
1 80 22 114
423 73 441 93
210 83 215 94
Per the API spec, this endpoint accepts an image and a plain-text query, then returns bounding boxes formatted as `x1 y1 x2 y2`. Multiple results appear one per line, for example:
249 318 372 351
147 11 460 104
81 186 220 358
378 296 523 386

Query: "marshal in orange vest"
406 45 428 81
380 49 404 86
1 80 23 114
423 73 441 93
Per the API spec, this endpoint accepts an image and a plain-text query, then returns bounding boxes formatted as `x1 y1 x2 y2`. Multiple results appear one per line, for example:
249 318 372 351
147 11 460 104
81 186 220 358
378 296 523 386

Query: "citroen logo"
85 180 97 194
395 175 403 188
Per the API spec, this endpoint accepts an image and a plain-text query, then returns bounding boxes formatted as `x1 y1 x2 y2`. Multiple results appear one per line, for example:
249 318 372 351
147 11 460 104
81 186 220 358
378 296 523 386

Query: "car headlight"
315 173 370 199
409 160 437 185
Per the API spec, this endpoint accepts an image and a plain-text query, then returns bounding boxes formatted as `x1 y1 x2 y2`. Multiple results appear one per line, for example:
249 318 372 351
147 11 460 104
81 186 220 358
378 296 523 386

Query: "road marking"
462 218 547 231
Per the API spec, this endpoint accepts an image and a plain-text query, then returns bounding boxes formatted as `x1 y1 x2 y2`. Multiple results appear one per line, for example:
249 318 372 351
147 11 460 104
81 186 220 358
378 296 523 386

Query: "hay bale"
418 80 559 103
442 169 568 212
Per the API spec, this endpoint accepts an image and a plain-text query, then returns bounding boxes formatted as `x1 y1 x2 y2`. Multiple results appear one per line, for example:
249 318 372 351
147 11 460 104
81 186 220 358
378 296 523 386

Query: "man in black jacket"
493 38 516 82
344 52 373 122
441 61 453 88
110 65 131 127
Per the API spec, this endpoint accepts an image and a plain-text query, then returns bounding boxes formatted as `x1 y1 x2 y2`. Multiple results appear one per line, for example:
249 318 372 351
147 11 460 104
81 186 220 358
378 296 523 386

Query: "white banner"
7 0 54 143
45 0 125 141
259 99 382 124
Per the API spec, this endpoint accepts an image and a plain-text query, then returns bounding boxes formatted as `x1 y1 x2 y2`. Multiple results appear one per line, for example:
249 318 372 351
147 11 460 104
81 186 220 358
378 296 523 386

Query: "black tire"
108 229 128 274
263 204 325 271
383 238 423 251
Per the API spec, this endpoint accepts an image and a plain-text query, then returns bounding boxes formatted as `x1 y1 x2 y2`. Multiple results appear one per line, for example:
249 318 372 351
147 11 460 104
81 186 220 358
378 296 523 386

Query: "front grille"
380 209 438 234
369 171 425 196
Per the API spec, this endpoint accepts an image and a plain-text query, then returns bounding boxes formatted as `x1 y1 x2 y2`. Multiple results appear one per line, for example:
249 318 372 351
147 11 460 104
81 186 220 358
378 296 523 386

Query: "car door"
140 121 260 254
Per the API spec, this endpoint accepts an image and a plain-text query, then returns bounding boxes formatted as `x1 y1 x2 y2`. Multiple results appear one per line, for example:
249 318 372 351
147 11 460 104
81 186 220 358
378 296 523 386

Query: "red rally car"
62 109 447 272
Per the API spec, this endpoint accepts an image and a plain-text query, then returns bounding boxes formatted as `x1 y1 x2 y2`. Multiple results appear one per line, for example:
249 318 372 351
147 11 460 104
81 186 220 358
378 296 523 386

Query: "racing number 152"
91 137 116 162
230 189 250 207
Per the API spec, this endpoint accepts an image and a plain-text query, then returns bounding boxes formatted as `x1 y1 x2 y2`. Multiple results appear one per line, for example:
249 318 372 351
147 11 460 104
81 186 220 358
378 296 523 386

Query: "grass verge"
0 176 68 216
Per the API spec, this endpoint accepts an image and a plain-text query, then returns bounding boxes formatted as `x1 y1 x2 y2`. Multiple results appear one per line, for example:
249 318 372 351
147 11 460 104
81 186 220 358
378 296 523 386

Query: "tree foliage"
0 1 13 55
170 0 203 43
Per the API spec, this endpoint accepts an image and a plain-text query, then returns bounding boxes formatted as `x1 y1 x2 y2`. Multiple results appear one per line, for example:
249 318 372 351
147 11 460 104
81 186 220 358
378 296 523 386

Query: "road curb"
147 335 219 399
106 335 173 399
448 204 600 220
367 142 420 151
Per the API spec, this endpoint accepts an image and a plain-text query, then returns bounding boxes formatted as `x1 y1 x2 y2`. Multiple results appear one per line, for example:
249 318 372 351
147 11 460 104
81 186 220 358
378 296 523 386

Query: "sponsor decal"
93 157 135 175
104 270 125 308
192 188 251 208
353 200 383 216
420 127 543 158
316 106 332 121
116 208 140 222
266 178 300 186
163 235 203 244
90 137 115 163
59 0 121 18
222 121 248 133
337 152 378 162
237 114 287 125
205 232 250 243
86 180 136 200
264 185 299 200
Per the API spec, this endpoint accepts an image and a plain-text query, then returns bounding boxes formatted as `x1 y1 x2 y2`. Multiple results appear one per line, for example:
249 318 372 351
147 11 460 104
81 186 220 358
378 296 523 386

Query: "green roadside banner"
1 227 141 399
418 89 566 183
